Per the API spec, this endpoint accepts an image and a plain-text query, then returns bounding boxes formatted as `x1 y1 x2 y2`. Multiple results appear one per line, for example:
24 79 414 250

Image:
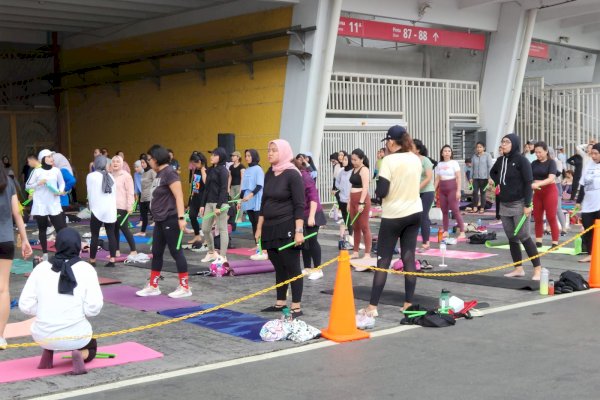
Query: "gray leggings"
500 212 541 268
201 202 229 256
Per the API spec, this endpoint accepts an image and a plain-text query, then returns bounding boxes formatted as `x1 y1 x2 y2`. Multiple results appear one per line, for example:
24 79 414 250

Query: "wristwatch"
295 228 304 234
178 216 185 220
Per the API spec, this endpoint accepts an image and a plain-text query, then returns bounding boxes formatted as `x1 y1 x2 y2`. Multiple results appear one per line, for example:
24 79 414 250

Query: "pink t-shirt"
112 171 135 211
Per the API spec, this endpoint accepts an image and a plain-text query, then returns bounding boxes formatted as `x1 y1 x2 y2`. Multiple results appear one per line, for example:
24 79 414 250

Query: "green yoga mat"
11 259 33 274
485 241 581 255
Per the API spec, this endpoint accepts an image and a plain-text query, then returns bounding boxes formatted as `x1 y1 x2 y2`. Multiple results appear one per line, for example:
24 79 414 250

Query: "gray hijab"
94 155 113 194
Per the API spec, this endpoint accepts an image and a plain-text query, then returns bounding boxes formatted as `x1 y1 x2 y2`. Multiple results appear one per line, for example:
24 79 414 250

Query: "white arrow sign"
433 32 439 42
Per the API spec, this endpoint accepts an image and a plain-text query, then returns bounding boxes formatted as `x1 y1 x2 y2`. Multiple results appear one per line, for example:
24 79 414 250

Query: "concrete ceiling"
0 0 297 46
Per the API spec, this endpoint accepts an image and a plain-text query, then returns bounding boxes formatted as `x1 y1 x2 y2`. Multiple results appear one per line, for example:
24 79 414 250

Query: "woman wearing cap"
490 134 542 280
256 139 305 318
434 145 466 239
357 126 423 324
0 162 33 349
228 151 245 203
349 149 372 260
240 149 265 260
111 155 138 257
87 156 119 268
19 228 102 373
136 145 190 298
200 147 230 263
134 157 156 237
187 152 207 245
26 150 67 260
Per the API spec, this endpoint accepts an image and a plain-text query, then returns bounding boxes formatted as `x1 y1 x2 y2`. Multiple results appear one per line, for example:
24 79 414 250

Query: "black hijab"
41 157 52 171
50 228 83 295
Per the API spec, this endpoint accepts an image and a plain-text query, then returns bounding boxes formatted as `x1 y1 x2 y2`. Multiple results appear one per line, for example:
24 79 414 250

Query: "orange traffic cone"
321 250 370 342
588 219 600 288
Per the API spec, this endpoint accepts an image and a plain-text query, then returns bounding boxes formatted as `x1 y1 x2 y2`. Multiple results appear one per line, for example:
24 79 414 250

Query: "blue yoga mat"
158 305 269 342
235 221 252 228
100 234 152 244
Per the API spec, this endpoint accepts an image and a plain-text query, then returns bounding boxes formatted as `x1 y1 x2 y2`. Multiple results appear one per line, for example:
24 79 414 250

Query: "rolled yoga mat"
227 260 274 276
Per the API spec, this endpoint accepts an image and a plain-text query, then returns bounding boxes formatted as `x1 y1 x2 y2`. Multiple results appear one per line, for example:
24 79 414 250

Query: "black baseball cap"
382 125 407 142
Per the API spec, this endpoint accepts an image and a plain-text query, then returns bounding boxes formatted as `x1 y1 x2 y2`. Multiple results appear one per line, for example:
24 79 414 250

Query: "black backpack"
468 232 496 244
400 305 456 328
557 271 589 292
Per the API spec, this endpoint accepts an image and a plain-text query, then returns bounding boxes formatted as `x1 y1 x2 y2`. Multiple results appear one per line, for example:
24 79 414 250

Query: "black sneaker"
104 262 116 268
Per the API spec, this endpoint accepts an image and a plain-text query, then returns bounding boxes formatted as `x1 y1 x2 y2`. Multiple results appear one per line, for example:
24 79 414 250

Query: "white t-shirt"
378 152 423 219
435 160 461 181
87 171 117 223
580 162 600 213
19 260 103 350
25 167 65 217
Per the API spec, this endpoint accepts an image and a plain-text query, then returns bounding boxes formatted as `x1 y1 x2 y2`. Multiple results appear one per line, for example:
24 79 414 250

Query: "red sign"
338 17 486 51
529 42 549 59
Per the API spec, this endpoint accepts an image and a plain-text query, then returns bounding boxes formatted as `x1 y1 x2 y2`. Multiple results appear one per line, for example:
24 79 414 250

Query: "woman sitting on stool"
19 228 103 374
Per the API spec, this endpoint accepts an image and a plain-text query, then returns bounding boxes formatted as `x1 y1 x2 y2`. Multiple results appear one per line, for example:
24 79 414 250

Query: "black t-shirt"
150 167 180 221
260 168 305 226
531 159 557 181
191 168 205 197
229 164 244 186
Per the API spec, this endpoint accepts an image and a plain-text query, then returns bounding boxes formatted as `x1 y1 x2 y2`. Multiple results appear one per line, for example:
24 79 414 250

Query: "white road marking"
31 289 599 399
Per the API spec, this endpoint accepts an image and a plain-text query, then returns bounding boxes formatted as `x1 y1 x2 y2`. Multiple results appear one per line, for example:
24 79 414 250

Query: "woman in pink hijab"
255 139 306 318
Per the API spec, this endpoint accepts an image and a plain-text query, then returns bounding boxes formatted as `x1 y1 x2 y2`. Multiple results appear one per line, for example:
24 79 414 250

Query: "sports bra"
350 167 363 188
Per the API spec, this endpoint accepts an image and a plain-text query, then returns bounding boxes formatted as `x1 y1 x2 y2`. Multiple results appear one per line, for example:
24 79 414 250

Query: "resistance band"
120 200 138 226
277 232 318 251
513 204 533 236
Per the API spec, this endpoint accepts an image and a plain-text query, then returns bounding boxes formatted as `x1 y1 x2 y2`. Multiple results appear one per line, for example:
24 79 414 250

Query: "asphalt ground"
1 208 594 399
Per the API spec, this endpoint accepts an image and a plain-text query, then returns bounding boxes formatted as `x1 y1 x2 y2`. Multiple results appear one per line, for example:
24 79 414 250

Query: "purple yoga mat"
227 260 274 276
81 249 129 262
102 285 198 312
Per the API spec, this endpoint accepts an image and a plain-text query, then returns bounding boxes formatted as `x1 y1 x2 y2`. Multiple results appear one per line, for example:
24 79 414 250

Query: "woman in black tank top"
350 167 363 188
349 149 372 261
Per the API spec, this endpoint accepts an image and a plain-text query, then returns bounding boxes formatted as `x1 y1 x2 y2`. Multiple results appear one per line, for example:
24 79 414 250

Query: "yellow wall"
63 7 292 195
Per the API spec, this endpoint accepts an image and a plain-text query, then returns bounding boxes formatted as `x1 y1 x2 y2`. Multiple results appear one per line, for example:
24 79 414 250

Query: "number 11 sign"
338 17 486 51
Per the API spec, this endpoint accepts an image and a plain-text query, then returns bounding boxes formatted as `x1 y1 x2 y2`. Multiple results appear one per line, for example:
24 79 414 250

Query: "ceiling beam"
40 0 184 13
457 0 504 9
582 22 600 34
0 14 106 29
0 0 165 19
0 21 85 32
538 3 600 22
116 0 223 7
0 5 137 24
560 12 600 29
0 27 47 44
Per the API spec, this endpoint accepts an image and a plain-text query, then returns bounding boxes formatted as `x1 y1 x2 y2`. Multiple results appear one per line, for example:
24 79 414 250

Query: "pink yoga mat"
417 235 467 244
418 248 497 260
4 318 34 339
80 249 129 262
227 248 256 257
102 285 198 312
31 241 56 252
227 260 274 276
0 342 163 384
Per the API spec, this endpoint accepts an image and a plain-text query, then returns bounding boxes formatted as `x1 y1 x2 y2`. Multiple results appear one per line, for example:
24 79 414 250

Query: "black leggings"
582 210 600 255
339 201 353 236
139 201 150 233
370 212 421 306
267 247 302 303
151 215 188 273
247 210 260 238
301 225 321 268
115 209 136 252
36 214 66 253
419 191 434 244
90 213 117 259
188 195 202 236
471 178 488 209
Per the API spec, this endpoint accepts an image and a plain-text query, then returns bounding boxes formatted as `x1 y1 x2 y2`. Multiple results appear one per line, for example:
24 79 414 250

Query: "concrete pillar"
278 0 342 164
479 2 529 151
593 55 600 84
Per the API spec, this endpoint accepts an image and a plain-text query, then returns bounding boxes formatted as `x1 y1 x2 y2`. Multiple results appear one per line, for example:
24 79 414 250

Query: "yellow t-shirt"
378 152 423 219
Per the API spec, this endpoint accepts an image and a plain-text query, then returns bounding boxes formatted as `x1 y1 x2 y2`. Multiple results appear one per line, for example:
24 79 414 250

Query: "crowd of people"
0 131 598 356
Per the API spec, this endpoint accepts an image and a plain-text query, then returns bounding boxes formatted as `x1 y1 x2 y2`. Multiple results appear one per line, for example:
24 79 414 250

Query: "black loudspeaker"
218 133 236 155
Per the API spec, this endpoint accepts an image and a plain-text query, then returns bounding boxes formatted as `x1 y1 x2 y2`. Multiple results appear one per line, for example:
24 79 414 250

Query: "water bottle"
439 289 450 309
539 268 549 295
477 218 482 227
548 279 555 296
449 210 453 220
439 240 448 268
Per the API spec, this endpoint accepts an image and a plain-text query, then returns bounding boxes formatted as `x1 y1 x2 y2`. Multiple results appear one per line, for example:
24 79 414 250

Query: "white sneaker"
356 313 375 330
99 227 106 236
250 252 268 261
336 219 343 224
191 243 209 253
135 284 161 297
201 252 218 263
359 242 365 250
82 232 92 238
168 285 192 298
308 270 324 280
46 226 55 235
0 337 7 350
47 234 56 242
